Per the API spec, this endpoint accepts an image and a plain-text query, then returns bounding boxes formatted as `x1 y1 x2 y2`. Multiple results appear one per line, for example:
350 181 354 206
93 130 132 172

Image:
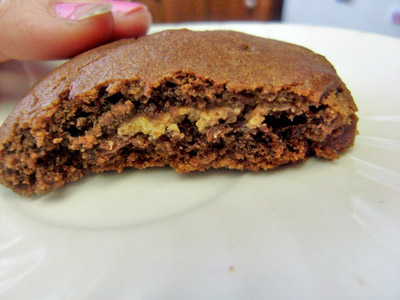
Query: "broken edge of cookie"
0 29 358 196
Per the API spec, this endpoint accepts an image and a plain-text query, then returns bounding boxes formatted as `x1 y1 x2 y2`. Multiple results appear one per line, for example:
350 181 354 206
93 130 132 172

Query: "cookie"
0 29 358 196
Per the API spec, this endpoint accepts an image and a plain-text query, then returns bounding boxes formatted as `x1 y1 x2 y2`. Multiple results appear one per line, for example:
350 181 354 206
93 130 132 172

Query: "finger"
60 0 152 41
0 0 115 62
107 1 152 40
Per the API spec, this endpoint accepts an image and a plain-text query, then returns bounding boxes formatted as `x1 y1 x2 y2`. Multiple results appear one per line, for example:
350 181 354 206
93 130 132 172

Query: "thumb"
0 1 115 62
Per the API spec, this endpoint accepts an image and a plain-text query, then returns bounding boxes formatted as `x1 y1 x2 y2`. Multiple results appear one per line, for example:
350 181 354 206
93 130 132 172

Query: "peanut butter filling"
245 103 298 128
117 103 300 139
118 105 243 139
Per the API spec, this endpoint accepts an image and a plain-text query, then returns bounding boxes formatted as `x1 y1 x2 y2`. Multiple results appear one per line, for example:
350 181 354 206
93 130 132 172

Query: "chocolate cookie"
0 29 358 196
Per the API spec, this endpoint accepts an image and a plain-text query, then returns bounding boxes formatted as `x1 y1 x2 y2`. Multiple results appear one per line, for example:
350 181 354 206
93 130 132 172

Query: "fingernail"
55 2 112 21
103 1 145 16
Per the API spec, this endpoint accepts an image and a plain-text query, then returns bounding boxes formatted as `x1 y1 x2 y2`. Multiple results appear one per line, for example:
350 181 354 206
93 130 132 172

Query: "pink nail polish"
103 1 145 16
55 2 112 21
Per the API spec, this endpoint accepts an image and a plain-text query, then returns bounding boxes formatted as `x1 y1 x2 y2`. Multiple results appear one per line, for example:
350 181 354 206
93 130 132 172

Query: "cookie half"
0 29 358 196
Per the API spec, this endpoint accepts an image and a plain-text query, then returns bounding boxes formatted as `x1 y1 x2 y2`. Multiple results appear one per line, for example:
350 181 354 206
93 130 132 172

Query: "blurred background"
139 0 400 38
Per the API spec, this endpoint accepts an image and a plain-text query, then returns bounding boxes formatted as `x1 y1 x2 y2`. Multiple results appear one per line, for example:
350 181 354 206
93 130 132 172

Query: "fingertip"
0 2 115 61
43 11 114 59
0 1 153 62
109 5 152 40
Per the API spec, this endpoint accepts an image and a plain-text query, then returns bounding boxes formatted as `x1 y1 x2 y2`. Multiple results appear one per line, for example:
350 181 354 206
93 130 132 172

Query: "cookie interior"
1 73 357 196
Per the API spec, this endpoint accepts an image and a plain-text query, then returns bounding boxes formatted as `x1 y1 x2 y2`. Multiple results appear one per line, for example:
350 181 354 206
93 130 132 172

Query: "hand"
0 0 152 62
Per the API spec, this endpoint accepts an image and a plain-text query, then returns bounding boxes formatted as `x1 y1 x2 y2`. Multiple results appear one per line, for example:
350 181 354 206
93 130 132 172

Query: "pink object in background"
392 8 400 25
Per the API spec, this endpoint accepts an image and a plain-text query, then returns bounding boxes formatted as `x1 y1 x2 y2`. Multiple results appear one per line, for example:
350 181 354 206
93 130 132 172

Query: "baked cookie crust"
0 30 358 196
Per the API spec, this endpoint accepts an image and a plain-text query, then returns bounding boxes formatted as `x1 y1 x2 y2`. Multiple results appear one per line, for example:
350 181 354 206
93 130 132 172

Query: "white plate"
1 23 399 300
